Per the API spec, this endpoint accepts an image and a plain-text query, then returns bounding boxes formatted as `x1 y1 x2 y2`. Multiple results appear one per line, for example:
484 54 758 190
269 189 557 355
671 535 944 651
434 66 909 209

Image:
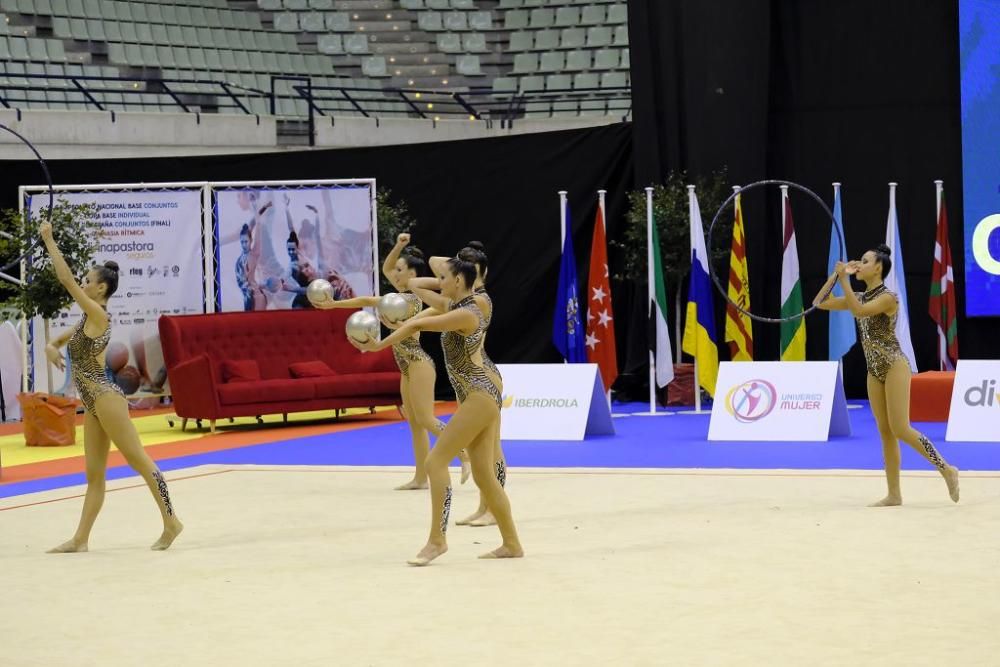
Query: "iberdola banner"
27 188 205 396
214 185 376 312
946 360 1000 442
708 361 851 441
496 363 614 440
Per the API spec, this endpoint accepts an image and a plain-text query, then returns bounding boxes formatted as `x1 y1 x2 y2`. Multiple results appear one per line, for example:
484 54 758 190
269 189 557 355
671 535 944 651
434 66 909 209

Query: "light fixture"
427 103 434 109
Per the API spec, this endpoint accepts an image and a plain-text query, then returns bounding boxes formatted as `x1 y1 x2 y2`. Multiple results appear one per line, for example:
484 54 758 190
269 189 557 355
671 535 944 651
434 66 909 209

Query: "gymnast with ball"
814 244 960 506
314 233 471 489
39 222 183 553
351 254 523 565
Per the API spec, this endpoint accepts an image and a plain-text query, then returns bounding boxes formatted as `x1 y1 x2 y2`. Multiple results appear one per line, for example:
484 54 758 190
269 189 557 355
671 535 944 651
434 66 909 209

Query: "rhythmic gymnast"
40 222 183 552
352 255 523 565
815 244 960 506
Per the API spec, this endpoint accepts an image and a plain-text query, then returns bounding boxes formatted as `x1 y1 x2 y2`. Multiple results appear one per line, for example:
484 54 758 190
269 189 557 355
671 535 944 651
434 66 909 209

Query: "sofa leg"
229 418 235 423
369 406 376 415
181 418 188 431
256 416 264 424
282 413 288 423
209 420 216 434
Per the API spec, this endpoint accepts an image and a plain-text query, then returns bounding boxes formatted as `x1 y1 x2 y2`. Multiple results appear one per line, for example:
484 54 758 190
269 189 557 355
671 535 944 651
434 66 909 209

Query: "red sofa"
159 309 401 431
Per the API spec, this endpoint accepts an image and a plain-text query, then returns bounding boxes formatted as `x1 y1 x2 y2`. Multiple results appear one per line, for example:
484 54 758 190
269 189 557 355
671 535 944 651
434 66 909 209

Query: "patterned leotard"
441 294 503 407
473 286 499 377
391 291 434 378
67 312 124 412
856 285 908 383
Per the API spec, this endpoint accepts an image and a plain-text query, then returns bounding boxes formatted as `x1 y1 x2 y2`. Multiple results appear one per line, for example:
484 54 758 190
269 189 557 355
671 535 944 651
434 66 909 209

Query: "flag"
885 183 918 372
827 184 857 360
552 204 586 362
648 205 674 387
780 188 807 361
929 188 958 369
724 189 753 361
681 187 718 395
585 199 619 390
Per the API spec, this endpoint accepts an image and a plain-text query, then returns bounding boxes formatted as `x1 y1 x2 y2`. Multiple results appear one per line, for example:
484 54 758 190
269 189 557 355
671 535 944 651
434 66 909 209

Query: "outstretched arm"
39 222 107 326
353 308 475 352
315 296 381 309
382 233 410 283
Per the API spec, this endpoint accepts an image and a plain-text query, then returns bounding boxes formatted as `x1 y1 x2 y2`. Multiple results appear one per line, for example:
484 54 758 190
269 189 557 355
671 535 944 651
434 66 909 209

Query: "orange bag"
17 392 80 447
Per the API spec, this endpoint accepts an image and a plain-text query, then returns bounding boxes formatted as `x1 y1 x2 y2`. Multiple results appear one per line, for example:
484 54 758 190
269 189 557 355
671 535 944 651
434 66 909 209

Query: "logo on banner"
725 379 777 423
502 394 579 409
964 379 1000 408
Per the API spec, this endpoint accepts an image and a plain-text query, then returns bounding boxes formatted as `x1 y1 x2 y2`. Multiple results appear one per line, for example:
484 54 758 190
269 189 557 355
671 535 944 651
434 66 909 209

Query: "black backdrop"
2 0 996 399
628 0 996 397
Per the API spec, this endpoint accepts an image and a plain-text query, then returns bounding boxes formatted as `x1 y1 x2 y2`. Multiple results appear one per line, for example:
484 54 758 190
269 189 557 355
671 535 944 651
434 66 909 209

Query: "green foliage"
613 170 733 300
375 188 416 294
0 199 103 320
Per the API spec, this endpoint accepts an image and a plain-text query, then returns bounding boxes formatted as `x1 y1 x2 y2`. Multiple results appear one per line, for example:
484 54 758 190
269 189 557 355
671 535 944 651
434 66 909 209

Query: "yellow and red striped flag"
724 188 753 361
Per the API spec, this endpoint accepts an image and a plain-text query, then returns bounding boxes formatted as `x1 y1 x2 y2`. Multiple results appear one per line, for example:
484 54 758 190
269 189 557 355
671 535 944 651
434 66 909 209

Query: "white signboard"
496 363 614 441
27 188 205 396
946 360 1000 442
708 361 851 441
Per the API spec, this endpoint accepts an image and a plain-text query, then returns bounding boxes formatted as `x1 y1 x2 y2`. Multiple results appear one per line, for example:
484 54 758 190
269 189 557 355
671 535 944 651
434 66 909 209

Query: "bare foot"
943 466 960 503
151 518 184 551
407 542 448 566
868 495 902 507
456 508 487 526
394 479 429 491
47 539 88 553
478 544 524 559
469 511 497 527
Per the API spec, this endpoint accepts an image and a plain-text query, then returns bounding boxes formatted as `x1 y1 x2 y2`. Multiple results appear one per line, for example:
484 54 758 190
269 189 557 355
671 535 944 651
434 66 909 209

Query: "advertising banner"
946 360 1000 441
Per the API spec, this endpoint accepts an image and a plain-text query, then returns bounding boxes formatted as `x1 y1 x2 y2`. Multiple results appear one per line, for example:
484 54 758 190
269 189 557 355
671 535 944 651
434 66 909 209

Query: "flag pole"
690 185 701 413
934 179 945 370
599 188 612 409
645 186 657 414
559 190 568 247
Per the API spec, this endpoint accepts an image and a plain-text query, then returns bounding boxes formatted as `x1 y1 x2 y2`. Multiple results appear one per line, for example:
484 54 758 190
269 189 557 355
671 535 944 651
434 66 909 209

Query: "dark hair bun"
874 244 891 257
465 240 486 252
104 260 120 273
404 246 425 260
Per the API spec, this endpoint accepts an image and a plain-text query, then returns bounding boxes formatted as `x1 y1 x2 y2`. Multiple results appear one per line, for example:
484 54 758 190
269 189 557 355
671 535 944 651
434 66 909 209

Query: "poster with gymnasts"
213 184 377 312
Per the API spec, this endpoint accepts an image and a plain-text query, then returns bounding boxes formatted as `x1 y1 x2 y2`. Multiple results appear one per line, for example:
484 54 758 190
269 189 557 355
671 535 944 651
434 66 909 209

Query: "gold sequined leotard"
391 292 433 378
473 286 499 377
67 312 124 412
856 284 908 383
441 294 502 407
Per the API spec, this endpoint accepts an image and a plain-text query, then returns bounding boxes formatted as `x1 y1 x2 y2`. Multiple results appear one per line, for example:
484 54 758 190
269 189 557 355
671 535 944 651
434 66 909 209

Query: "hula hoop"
706 179 845 325
0 123 55 273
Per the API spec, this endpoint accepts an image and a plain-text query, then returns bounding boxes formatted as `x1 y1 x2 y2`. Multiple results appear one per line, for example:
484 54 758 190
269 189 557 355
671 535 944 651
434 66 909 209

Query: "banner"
27 188 205 396
946 360 1000 442
214 184 376 312
708 361 851 441
496 363 614 440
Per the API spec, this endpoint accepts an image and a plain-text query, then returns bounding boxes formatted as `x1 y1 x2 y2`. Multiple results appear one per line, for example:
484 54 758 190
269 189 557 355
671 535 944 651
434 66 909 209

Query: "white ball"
345 311 379 344
378 293 412 325
307 279 333 306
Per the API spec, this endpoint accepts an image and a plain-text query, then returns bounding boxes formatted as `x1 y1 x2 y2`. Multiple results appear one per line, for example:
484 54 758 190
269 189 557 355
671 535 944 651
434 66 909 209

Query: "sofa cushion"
218 378 316 405
312 372 401 399
289 360 337 378
222 359 261 383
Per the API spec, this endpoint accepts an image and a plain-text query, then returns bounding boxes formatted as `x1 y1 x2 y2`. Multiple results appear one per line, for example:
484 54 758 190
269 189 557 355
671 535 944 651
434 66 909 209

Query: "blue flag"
552 206 587 362
828 186 857 360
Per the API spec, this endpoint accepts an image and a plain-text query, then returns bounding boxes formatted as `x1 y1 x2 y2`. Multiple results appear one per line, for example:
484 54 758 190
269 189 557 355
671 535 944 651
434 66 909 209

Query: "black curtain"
0 124 634 396
629 0 990 397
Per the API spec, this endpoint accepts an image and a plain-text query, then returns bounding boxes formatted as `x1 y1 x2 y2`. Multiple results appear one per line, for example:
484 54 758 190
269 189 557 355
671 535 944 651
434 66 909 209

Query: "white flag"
885 183 918 372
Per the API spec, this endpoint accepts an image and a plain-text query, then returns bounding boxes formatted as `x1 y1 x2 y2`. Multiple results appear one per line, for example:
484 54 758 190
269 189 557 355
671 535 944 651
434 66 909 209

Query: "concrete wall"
0 108 622 160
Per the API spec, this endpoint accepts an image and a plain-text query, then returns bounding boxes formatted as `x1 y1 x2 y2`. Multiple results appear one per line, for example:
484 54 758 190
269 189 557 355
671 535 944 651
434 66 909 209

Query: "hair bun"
103 260 120 273
875 243 891 257
404 246 425 260
465 240 486 252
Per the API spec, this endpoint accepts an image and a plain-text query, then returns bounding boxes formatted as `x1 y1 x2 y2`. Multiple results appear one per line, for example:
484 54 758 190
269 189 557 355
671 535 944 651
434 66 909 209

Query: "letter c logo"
972 214 1000 275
